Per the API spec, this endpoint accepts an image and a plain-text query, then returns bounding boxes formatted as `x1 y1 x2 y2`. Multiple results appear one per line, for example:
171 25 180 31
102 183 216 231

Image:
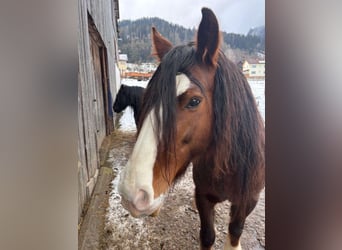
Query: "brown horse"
118 8 265 250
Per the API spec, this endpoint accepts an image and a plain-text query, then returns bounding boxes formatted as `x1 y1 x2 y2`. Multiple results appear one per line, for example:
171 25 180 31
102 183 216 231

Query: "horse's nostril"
133 189 150 211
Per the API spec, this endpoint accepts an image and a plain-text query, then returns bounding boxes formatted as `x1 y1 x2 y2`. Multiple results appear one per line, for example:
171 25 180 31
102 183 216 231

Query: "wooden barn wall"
86 0 120 96
78 0 120 221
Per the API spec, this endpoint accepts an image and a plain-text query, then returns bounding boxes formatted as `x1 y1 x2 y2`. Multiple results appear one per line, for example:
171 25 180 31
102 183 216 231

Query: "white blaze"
118 73 191 210
176 73 191 96
118 109 158 203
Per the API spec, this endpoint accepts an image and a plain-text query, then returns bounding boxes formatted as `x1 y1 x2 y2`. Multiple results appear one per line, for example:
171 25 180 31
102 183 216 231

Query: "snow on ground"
249 79 265 122
117 108 136 132
105 140 265 249
121 78 149 88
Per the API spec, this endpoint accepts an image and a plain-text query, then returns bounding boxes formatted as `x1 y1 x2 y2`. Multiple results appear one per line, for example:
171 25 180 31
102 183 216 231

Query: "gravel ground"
102 110 265 250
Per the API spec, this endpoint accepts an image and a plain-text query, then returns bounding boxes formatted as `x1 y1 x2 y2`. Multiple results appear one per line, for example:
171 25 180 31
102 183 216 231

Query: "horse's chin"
121 194 165 218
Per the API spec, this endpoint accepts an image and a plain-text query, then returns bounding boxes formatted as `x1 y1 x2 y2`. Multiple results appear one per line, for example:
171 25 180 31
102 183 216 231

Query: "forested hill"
118 18 265 63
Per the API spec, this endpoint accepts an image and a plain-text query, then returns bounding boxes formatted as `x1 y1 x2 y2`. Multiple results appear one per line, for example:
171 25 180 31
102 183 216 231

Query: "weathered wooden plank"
78 76 88 219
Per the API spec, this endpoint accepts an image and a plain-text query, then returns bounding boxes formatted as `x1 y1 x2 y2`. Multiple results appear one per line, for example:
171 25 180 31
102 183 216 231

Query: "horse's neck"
129 91 141 115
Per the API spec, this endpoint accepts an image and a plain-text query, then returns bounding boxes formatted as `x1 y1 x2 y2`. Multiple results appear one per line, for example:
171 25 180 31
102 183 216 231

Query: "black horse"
113 84 145 126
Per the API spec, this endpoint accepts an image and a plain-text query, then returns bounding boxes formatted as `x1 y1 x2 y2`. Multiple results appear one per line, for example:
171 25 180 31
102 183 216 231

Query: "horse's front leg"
224 199 258 250
195 191 216 250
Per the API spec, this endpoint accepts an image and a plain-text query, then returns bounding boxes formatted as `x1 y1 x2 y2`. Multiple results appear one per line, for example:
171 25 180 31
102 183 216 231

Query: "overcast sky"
118 0 265 34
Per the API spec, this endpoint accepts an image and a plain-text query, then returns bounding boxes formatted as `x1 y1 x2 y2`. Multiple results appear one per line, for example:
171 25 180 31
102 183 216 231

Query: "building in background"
241 58 265 79
118 54 128 77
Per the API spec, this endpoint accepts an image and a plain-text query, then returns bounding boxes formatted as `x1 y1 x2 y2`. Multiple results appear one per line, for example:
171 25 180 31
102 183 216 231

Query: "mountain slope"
118 18 265 63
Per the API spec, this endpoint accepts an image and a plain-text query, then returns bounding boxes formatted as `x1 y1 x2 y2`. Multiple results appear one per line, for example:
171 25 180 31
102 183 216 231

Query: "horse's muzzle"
120 194 165 218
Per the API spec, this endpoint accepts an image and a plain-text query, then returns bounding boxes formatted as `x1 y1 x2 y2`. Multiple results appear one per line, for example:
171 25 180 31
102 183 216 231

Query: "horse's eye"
185 97 201 109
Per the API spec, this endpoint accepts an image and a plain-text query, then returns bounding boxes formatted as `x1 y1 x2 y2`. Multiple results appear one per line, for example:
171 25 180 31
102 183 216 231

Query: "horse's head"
113 84 129 113
118 8 221 217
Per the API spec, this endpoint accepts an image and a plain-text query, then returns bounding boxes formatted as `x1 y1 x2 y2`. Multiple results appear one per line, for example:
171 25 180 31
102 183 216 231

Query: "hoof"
223 239 241 250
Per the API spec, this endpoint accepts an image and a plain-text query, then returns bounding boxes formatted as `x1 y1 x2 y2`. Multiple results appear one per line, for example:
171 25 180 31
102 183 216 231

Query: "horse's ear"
151 27 173 61
196 8 221 66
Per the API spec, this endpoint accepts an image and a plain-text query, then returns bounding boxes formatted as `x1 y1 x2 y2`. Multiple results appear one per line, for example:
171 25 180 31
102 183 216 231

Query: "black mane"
212 54 264 197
